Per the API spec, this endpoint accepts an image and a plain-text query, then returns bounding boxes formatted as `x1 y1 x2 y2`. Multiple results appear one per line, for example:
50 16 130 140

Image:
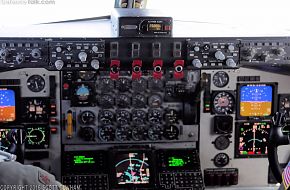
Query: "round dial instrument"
116 110 131 125
214 135 231 150
99 125 115 141
98 94 114 108
98 110 114 125
148 77 164 91
213 153 230 167
115 125 132 141
75 84 93 102
148 125 163 140
132 109 147 125
148 94 163 108
23 98 48 122
164 109 179 124
26 127 48 148
213 91 234 114
132 126 146 141
132 78 147 92
80 111 95 125
116 94 130 108
163 125 179 140
27 75 45 92
99 78 114 92
132 94 146 108
148 109 162 124
116 78 131 92
213 71 229 88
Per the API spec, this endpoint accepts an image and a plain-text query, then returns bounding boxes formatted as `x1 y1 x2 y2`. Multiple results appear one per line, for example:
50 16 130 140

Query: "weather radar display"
115 152 151 185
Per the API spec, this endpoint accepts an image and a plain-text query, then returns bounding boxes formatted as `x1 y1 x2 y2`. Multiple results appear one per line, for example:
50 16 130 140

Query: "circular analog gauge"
116 110 131 125
164 109 179 124
99 125 115 142
116 78 131 92
163 125 179 140
132 109 147 125
80 111 95 125
148 77 164 91
98 110 114 125
148 109 162 124
214 135 231 150
132 126 146 141
132 78 147 92
213 71 229 88
116 94 131 108
27 75 45 92
213 91 234 114
26 127 47 147
78 71 96 81
213 153 230 167
148 125 163 141
132 94 146 108
98 94 114 108
148 94 163 108
99 78 114 92
115 125 132 141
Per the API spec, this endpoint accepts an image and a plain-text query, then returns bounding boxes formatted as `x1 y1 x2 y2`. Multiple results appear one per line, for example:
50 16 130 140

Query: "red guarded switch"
174 60 184 79
132 60 142 80
153 59 163 79
110 60 120 80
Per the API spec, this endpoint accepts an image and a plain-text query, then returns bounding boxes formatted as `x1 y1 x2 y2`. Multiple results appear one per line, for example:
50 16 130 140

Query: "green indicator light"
168 157 185 167
205 104 210 108
73 156 96 164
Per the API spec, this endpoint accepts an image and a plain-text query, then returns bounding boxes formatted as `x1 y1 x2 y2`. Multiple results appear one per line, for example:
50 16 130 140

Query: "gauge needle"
27 135 37 138
35 81 38 89
219 78 223 84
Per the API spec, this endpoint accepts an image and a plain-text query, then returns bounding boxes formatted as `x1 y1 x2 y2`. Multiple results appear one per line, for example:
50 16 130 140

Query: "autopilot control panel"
0 37 289 190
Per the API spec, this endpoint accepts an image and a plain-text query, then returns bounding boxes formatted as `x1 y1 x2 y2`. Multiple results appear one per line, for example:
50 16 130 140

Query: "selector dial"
215 50 226 60
78 52 88 62
31 48 41 59
16 54 25 64
0 49 10 60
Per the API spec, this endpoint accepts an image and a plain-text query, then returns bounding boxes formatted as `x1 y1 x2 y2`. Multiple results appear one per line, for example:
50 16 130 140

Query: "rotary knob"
226 58 237 67
78 52 88 62
273 47 286 56
0 49 10 60
192 59 202 68
91 59 100 70
215 51 226 61
16 54 25 64
54 60 64 70
31 48 41 59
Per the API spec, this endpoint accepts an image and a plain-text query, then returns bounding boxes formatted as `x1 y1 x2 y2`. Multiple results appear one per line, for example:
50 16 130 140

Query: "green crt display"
73 155 96 164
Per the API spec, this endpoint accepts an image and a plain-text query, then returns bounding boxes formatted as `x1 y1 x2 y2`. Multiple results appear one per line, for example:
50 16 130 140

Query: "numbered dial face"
132 94 146 108
75 84 93 102
116 110 131 125
213 92 234 114
98 110 114 125
99 94 114 108
213 71 229 88
78 71 96 81
79 127 95 141
132 126 146 141
27 75 45 92
148 109 162 124
148 125 163 141
116 94 130 108
213 153 230 167
80 111 95 125
115 125 132 141
116 78 131 92
132 78 147 92
163 125 179 140
99 125 115 141
99 78 114 92
164 109 179 124
148 78 164 91
26 127 48 149
23 98 48 122
132 110 147 125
